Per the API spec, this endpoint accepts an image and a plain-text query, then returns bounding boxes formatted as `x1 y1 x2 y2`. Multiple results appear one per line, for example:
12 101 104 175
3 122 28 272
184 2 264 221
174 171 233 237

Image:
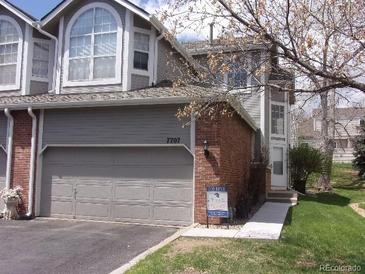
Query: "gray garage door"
40 147 194 226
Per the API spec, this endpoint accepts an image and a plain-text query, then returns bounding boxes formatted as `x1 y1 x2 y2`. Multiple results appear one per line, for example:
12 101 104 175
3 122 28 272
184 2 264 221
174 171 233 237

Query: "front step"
267 190 298 205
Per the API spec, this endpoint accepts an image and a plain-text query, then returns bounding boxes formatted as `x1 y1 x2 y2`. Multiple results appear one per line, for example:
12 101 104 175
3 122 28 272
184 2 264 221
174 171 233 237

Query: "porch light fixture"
203 140 209 157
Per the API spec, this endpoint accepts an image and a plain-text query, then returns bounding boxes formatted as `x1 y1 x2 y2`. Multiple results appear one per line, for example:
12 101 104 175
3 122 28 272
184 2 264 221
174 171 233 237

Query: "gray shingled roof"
182 39 269 56
0 85 257 130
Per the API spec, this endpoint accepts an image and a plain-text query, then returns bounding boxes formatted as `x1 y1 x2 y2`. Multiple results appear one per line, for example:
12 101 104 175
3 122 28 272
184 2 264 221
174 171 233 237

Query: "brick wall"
195 109 254 224
10 110 38 216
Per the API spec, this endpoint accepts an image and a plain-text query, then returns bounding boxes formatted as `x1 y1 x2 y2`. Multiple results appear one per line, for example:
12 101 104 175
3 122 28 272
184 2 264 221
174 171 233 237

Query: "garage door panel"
48 200 73 216
154 187 193 203
76 202 109 218
41 147 193 226
153 206 192 222
49 183 74 198
76 184 112 200
114 184 151 201
113 204 151 220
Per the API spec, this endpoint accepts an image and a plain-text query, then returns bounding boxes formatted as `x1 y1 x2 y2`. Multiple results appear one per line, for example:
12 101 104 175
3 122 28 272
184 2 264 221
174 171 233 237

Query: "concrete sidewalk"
182 202 292 240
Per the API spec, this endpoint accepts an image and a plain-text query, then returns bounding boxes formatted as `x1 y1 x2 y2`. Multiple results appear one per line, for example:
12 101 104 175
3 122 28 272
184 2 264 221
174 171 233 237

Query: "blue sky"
9 0 63 19
8 0 149 19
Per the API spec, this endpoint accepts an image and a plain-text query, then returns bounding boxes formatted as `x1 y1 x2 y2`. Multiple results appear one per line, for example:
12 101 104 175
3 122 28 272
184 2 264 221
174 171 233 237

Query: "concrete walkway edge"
109 224 197 274
182 202 293 240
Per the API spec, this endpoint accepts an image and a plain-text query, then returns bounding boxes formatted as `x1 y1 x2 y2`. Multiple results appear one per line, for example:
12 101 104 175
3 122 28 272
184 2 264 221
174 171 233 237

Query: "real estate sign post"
206 186 229 228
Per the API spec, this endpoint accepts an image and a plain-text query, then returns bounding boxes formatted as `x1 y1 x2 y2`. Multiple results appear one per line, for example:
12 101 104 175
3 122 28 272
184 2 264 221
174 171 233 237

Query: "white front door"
271 145 288 189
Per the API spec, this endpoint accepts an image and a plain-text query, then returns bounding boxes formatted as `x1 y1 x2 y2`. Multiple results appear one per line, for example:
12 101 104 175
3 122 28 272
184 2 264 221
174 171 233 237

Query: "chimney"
209 23 214 45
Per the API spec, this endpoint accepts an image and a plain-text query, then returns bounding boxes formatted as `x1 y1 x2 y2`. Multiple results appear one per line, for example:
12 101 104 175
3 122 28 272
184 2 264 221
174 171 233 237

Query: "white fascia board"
0 0 36 26
41 0 150 27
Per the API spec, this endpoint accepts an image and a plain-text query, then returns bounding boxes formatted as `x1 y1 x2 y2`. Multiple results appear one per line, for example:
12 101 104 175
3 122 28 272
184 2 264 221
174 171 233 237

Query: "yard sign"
206 186 229 218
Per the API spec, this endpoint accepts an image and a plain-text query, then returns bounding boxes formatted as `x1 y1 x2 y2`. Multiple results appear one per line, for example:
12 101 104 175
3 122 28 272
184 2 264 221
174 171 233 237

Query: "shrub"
290 144 322 193
353 121 365 179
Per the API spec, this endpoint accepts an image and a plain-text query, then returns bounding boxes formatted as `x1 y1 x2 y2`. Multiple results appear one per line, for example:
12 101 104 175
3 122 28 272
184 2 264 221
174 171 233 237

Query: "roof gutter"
26 107 37 217
4 109 14 190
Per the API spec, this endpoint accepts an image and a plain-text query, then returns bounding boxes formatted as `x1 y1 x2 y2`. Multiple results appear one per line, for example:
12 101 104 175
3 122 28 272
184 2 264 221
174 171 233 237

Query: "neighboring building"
0 0 293 226
297 107 365 163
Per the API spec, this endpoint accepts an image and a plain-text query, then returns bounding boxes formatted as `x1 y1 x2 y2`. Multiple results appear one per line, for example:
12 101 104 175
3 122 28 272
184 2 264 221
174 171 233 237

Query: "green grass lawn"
128 164 365 274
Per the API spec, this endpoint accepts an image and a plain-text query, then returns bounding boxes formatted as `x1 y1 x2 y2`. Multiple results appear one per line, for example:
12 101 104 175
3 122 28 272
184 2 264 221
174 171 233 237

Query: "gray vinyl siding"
42 105 191 148
0 114 7 146
156 39 188 84
60 0 126 94
271 88 285 102
131 74 149 90
30 81 49 95
32 28 51 40
40 146 193 226
133 14 151 29
241 93 261 127
0 6 26 97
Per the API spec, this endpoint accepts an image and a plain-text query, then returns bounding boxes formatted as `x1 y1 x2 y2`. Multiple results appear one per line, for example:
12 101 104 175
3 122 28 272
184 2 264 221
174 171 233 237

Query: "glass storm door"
271 146 287 189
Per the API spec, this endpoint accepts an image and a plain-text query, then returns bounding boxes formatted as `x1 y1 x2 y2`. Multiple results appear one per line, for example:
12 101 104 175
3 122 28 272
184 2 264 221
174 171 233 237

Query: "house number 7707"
167 137 181 144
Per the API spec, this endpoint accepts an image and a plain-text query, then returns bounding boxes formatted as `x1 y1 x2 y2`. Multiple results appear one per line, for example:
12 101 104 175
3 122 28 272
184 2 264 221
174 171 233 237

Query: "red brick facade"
10 110 38 216
195 110 254 224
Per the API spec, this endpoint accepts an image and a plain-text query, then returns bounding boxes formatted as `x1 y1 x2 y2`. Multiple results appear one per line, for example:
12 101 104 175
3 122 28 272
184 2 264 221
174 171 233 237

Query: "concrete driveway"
0 219 177 274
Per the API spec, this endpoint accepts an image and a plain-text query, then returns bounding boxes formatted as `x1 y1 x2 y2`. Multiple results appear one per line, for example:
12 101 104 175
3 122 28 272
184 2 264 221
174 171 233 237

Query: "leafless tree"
158 0 365 190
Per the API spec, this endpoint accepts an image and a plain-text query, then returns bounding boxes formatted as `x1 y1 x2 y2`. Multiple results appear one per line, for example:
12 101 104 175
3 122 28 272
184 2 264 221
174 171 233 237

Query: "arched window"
65 3 122 85
0 16 22 90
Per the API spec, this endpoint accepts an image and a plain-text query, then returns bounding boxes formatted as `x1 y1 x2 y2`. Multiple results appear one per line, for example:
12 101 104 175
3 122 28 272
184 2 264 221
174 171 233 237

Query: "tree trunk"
316 91 335 191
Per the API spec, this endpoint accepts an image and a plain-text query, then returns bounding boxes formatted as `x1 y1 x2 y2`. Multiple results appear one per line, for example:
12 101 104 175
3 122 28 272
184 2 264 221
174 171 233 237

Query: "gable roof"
0 0 37 25
41 0 149 25
40 0 194 67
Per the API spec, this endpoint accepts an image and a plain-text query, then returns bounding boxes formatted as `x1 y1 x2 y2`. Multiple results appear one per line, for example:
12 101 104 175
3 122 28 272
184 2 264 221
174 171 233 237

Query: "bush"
353 122 365 179
290 144 322 193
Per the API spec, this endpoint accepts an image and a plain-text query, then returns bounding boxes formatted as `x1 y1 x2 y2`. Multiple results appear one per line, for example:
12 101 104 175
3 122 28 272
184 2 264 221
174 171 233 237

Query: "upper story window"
271 104 285 136
133 32 149 71
227 70 247 88
225 51 261 91
64 3 122 86
0 16 22 91
32 40 52 81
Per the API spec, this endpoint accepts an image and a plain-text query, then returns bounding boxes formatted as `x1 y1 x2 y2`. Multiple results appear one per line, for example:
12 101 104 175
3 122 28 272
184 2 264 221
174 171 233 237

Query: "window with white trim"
32 40 50 80
271 104 285 135
0 17 21 88
67 6 119 83
133 32 149 70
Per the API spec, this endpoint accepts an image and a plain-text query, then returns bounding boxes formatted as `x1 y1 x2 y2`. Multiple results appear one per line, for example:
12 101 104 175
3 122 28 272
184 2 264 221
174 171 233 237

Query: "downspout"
153 34 164 85
33 23 58 93
26 107 37 217
4 109 14 190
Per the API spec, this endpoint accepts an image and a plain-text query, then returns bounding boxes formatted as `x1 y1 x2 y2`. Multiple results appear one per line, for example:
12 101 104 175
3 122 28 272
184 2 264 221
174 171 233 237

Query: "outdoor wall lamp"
203 140 209 157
